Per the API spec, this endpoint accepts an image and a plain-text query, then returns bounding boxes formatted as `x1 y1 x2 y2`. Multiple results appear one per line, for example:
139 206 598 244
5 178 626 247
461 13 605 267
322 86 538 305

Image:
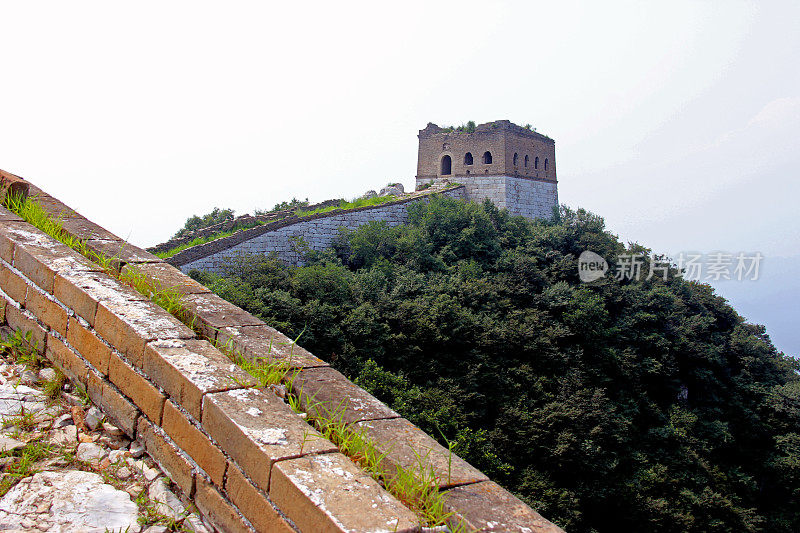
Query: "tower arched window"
513 153 519 166
483 151 492 164
524 155 529 167
441 155 452 175
464 152 473 165
534 156 539 169
544 158 549 171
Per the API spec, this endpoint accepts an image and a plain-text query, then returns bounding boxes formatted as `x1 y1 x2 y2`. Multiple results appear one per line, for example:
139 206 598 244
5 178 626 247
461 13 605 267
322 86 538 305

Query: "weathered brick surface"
356 418 488 489
84 239 162 272
194 475 252 533
143 338 258 420
86 372 139 438
3 224 100 293
108 352 166 424
58 217 120 241
95 298 195 367
224 463 295 533
444 481 564 532
0 298 5 323
290 366 399 424
122 262 211 296
202 387 337 492
0 206 23 222
25 191 80 219
25 288 67 336
54 270 146 326
137 417 195 497
66 317 113 375
45 333 89 385
217 325 328 369
180 292 262 339
0 222 37 264
0 264 28 305
272 452 420 533
0 229 13 264
162 400 227 486
4 304 46 353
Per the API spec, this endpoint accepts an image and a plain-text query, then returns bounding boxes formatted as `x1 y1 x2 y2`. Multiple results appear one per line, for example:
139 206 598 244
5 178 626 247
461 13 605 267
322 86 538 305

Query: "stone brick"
25 190 81 219
224 463 295 533
0 222 27 264
162 400 227 486
86 372 139 438
25 289 67 337
84 239 162 273
216 325 328 369
0 263 28 305
94 298 195 367
179 292 262 339
66 317 113 375
121 262 211 297
2 223 100 293
194 475 252 533
136 417 194 497
4 304 46 354
355 418 488 489
142 338 258 420
54 270 146 326
271 453 419 533
108 353 165 424
0 206 23 222
58 217 120 241
0 298 5 323
45 333 89 385
290 366 399 424
443 481 564 532
201 388 336 492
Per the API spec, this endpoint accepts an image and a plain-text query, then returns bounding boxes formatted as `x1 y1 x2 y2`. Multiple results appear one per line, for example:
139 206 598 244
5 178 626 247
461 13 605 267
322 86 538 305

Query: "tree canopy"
190 197 799 532
172 207 235 239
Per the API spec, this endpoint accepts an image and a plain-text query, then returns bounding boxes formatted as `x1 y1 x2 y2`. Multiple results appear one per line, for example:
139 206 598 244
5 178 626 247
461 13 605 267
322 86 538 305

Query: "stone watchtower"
415 120 558 219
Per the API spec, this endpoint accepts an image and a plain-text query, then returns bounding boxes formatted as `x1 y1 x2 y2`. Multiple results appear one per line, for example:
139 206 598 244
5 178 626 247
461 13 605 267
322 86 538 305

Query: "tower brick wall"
415 120 558 219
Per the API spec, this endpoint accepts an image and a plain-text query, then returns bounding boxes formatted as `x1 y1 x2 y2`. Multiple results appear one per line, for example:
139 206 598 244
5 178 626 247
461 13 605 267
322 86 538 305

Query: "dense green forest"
187 197 799 532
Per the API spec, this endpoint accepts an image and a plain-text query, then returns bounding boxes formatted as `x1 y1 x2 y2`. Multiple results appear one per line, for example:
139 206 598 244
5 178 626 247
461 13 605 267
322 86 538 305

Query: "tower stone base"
416 176 558 220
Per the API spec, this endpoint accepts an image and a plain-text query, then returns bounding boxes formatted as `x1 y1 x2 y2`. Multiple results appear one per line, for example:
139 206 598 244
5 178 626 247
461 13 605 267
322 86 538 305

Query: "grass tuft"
42 368 66 400
0 329 42 369
0 440 56 496
295 195 398 218
295 391 464 528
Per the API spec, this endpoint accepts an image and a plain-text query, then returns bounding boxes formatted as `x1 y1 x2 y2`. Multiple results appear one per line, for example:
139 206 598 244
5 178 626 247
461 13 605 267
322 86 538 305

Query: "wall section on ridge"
175 187 467 274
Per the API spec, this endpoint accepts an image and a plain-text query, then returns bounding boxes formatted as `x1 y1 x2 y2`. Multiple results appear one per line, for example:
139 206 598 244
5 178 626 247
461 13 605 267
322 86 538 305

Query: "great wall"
148 120 558 275
0 160 562 531
154 183 467 273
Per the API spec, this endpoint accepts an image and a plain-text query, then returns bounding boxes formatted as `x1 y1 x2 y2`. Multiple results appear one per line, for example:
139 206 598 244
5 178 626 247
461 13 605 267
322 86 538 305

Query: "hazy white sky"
1 1 798 353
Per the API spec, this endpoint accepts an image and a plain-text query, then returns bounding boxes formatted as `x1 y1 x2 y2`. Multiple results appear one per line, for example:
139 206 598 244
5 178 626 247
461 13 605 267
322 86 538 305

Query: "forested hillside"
188 197 799 532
